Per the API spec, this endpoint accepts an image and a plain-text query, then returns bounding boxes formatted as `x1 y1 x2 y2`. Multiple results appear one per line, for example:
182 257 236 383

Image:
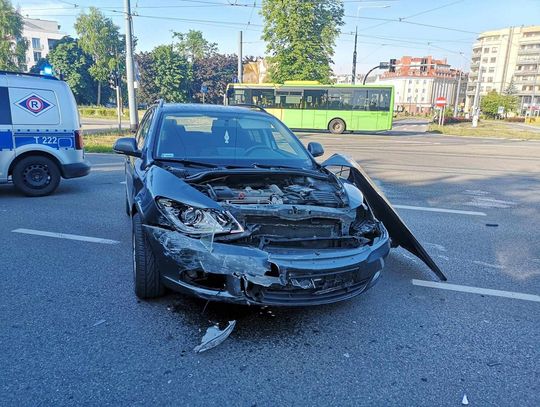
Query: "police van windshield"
154 112 314 169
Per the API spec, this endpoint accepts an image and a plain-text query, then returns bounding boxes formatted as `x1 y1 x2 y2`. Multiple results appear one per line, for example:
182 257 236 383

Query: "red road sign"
435 97 447 107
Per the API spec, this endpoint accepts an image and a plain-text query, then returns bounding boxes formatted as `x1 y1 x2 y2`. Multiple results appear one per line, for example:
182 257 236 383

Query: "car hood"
321 154 446 281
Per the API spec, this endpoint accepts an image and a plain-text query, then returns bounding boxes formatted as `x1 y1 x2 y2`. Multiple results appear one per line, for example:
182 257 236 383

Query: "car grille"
244 215 341 239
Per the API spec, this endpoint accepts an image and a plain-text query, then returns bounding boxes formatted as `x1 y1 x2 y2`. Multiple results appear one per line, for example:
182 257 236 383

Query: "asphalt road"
1 126 539 406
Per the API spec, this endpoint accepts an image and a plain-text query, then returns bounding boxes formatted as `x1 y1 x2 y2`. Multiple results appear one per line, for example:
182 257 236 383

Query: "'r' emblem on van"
15 94 55 116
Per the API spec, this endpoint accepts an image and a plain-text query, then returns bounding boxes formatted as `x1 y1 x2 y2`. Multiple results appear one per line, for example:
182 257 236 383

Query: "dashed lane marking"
412 279 540 303
12 228 120 244
394 204 486 216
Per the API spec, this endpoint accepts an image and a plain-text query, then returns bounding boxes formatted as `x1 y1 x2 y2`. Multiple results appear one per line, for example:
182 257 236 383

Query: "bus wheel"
329 118 346 134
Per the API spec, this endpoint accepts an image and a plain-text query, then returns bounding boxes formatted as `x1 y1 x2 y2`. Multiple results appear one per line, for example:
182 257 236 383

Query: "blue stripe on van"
14 131 75 150
0 130 13 150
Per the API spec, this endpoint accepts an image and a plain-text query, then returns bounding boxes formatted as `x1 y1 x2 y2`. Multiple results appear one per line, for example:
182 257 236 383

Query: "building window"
488 67 495 73
490 57 496 63
408 88 411 93
421 97 425 102
33 51 42 62
492 48 498 53
487 77 493 83
408 79 412 84
31 38 41 49
483 47 489 53
422 89 426 93
482 58 488 63
47 38 59 50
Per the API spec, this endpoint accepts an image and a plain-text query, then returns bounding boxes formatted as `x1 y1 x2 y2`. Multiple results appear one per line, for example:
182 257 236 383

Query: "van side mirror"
307 142 324 158
113 137 141 157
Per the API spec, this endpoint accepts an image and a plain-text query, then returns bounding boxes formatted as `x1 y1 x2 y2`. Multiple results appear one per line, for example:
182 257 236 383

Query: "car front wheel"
132 212 164 299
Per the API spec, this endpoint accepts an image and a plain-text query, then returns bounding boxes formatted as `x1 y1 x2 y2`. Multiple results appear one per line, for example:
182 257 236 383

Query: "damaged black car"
114 103 445 306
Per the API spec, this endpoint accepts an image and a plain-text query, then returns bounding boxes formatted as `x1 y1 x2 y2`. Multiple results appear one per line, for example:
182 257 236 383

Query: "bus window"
251 89 276 108
231 89 252 105
304 90 327 109
367 89 392 111
352 90 369 110
276 91 303 109
328 89 352 110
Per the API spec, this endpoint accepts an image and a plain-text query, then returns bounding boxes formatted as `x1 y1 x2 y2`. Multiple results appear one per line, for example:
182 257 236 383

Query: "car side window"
136 109 154 148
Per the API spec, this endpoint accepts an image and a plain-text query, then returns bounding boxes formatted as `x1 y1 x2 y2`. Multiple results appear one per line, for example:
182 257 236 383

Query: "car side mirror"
113 137 141 157
307 142 324 158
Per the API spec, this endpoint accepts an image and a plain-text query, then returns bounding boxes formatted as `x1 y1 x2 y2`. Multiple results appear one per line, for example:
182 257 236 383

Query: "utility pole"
472 67 484 127
238 31 243 84
124 0 138 131
453 71 462 117
351 26 358 85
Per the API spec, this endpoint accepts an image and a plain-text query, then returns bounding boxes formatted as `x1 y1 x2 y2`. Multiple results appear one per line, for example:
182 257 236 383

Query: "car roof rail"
233 103 268 113
154 99 165 108
0 70 59 80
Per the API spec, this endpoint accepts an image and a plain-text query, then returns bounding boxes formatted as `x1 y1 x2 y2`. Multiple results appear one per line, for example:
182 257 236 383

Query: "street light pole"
352 26 358 85
124 0 137 131
238 31 243 84
453 71 462 117
472 66 484 127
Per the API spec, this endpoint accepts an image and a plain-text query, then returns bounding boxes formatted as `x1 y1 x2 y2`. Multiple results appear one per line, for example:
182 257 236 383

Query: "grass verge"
428 120 540 140
83 131 129 153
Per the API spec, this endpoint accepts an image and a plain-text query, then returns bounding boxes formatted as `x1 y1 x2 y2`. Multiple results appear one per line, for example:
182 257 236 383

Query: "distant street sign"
201 85 208 94
497 106 505 115
435 97 447 107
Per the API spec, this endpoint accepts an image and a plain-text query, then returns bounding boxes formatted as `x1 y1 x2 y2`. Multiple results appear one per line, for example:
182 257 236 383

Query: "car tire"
132 212 164 299
12 156 61 197
329 118 346 134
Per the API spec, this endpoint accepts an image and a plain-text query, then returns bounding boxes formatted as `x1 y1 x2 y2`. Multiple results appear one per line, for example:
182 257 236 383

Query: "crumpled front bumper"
145 225 391 306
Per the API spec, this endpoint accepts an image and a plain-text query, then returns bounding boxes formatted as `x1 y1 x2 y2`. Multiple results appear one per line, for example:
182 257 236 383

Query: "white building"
466 25 540 115
375 56 465 114
21 18 64 71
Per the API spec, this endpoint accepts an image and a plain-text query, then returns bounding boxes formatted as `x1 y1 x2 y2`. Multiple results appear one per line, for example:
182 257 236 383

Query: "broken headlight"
156 198 244 235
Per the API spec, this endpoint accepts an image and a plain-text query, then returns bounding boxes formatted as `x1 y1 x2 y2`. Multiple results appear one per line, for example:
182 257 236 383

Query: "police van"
0 71 90 196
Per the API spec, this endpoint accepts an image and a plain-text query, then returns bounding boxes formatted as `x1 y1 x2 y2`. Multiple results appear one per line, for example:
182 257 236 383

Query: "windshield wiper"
155 158 220 168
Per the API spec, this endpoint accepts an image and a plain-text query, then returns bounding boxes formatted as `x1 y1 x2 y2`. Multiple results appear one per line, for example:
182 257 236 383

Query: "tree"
74 7 122 105
150 45 191 103
135 51 160 106
261 0 344 83
173 30 217 60
480 90 518 118
0 0 28 71
503 77 518 96
191 54 237 104
47 36 99 105
29 58 50 74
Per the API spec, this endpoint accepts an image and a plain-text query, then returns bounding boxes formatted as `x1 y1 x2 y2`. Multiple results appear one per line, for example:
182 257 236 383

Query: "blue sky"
17 0 540 74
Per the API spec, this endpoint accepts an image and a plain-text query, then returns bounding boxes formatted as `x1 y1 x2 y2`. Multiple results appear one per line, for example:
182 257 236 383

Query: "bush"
444 116 472 125
505 117 525 123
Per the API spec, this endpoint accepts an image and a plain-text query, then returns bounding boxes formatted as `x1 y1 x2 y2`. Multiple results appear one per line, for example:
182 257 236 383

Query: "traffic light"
108 72 118 89
389 59 397 73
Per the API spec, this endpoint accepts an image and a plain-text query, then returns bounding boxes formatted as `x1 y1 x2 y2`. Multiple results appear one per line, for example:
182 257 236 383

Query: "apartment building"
376 56 465 114
466 25 540 115
22 18 65 71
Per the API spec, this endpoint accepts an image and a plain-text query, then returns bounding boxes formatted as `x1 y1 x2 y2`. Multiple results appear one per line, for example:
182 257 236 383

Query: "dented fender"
321 154 447 281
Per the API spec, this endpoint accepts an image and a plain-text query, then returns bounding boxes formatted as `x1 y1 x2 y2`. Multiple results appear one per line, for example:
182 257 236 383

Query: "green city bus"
225 81 394 134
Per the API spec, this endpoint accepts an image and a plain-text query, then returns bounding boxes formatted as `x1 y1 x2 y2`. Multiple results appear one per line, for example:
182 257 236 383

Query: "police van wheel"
329 118 346 134
132 212 164 299
12 156 61 197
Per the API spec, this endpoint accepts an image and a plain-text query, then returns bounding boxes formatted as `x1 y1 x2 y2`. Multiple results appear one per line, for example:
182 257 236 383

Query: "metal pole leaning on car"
124 0 138 131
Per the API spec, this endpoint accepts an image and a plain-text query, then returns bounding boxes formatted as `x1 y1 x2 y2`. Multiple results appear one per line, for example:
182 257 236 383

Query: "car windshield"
154 111 314 169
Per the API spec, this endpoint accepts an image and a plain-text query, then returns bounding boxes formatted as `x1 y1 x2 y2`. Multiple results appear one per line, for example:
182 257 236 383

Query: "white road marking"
120 181 126 184
91 166 124 172
472 260 505 270
394 204 486 216
412 279 540 303
12 228 120 244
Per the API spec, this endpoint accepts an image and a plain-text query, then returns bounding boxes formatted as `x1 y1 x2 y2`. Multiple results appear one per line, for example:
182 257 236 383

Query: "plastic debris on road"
92 319 106 327
462 394 469 405
194 320 236 353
